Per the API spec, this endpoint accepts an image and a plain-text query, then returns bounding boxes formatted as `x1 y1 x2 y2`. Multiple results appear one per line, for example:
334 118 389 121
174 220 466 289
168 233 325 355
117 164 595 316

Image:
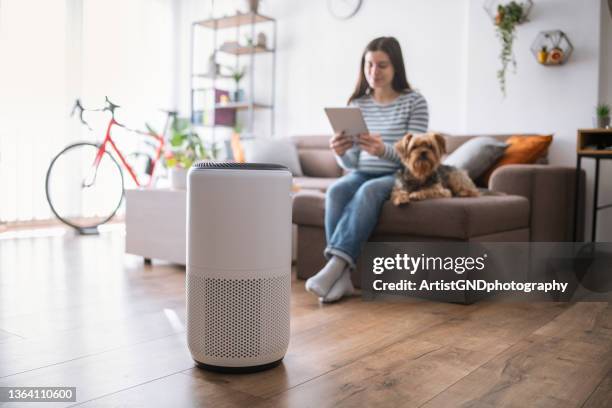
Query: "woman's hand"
329 131 354 156
358 133 385 157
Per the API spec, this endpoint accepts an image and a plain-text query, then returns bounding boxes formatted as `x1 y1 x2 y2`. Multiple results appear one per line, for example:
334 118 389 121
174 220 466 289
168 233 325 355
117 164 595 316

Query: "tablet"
324 107 369 137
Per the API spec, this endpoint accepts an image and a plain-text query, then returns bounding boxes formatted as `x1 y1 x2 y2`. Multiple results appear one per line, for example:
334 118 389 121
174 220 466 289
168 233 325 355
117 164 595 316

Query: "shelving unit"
573 129 612 242
189 11 276 146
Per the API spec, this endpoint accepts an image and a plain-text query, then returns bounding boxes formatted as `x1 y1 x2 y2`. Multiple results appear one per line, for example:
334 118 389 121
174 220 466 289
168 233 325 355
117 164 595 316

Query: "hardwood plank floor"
0 227 610 407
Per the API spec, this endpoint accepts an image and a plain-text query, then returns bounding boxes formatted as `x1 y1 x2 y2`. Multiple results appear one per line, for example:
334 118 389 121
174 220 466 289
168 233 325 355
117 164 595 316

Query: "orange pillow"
482 135 553 184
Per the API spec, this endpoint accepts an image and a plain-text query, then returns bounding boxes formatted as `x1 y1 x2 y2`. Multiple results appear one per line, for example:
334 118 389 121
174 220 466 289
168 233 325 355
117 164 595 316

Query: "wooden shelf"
195 13 274 29
192 73 233 79
190 10 276 134
191 123 233 129
214 102 272 110
577 129 612 156
578 128 612 134
218 45 274 56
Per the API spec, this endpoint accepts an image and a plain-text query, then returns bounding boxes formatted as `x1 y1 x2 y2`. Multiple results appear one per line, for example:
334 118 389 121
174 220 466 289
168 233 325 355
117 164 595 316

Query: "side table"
573 129 612 242
125 188 187 264
125 187 298 264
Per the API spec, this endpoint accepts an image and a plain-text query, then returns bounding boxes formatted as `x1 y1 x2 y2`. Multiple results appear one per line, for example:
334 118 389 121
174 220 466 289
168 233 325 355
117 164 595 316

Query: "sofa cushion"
297 150 342 178
293 191 529 240
293 177 337 192
444 134 511 155
243 139 304 176
481 134 553 184
443 136 508 180
290 135 343 178
293 190 327 225
376 196 529 239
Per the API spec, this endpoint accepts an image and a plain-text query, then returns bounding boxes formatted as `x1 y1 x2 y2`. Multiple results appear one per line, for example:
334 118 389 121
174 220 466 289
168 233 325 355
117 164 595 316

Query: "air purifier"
186 162 292 373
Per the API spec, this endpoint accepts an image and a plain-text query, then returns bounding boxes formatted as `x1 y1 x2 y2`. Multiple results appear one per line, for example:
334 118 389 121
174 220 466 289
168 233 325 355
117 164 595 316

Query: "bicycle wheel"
46 142 124 230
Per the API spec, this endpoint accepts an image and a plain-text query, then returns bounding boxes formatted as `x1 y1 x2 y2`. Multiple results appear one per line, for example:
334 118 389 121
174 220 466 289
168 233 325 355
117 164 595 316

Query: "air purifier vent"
187 274 290 359
193 161 288 171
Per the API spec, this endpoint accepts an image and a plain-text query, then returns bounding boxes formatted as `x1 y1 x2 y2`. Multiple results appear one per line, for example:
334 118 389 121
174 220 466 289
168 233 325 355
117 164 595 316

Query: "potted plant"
494 1 526 96
246 0 260 13
163 117 210 189
231 66 246 102
595 103 611 129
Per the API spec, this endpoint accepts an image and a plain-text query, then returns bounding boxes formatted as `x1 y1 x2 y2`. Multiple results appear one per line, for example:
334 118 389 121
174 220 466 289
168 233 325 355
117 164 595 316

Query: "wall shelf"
214 102 272 110
189 10 277 141
218 45 274 56
192 73 233 79
195 12 274 29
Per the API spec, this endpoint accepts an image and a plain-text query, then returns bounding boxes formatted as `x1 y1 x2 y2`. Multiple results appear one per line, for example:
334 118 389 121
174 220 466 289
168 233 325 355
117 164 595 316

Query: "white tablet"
324 107 369 137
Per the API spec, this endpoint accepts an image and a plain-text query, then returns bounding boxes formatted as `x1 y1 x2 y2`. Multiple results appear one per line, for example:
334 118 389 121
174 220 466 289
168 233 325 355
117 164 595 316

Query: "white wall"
0 0 68 221
176 0 469 138
466 0 601 167
0 0 178 222
464 0 610 240
597 0 612 241
269 0 470 137
175 0 611 239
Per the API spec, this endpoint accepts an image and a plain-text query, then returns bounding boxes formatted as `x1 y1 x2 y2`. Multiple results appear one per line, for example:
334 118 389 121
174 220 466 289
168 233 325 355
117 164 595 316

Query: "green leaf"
171 117 189 133
170 133 186 147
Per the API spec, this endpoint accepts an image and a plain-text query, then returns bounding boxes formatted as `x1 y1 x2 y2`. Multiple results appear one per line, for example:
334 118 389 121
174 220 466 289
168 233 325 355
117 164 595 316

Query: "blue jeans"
324 171 395 268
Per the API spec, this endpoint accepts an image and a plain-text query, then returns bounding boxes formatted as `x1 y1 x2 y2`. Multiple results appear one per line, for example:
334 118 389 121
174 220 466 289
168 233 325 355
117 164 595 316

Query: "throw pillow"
443 136 508 180
481 134 553 184
242 139 304 176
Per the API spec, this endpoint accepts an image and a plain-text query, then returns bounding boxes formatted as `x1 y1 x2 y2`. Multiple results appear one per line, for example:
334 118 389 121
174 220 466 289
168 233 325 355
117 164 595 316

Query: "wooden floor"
0 227 611 408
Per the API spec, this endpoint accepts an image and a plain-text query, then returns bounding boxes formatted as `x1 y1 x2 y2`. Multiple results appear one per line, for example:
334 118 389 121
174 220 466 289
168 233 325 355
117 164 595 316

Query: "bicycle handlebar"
104 96 120 116
71 99 92 130
71 97 177 137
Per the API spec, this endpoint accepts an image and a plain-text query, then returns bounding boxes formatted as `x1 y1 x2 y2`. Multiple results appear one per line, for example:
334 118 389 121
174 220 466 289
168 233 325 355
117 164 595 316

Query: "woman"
305 36 429 302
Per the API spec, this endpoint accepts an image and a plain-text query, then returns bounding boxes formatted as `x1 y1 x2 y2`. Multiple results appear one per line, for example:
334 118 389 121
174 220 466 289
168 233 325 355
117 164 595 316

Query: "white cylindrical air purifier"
186 162 292 373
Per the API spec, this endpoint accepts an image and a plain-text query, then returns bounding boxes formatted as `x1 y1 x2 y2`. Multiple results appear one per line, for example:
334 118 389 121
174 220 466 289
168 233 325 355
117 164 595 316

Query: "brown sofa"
291 134 586 287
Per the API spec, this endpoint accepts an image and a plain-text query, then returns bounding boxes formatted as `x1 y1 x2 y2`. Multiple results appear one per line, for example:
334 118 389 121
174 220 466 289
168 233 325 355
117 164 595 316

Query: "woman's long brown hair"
348 37 412 105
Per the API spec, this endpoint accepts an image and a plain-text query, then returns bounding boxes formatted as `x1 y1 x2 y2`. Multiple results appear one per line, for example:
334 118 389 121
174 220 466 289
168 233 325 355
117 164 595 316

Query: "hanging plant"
494 1 526 96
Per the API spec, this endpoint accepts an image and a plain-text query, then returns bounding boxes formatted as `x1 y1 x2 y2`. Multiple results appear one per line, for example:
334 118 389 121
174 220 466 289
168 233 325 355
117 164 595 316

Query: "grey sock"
305 256 347 297
320 268 354 303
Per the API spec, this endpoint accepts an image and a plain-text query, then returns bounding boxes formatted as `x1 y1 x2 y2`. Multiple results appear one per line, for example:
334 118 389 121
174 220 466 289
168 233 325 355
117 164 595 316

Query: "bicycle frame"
91 116 168 188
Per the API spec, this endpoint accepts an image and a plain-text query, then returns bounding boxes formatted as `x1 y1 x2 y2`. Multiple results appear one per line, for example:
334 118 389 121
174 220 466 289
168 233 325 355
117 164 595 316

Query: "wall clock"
328 0 362 20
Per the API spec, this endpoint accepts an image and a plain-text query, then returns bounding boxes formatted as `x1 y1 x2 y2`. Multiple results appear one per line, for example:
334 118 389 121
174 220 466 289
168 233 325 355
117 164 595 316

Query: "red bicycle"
45 97 176 233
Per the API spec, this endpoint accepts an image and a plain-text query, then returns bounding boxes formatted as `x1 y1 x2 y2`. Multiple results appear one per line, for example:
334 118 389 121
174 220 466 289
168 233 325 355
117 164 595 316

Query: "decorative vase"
247 0 260 13
257 32 267 48
233 89 245 102
169 167 187 190
596 116 611 129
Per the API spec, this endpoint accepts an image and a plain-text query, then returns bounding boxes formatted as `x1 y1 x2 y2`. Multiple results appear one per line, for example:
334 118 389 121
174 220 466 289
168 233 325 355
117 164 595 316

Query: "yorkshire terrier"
391 132 480 206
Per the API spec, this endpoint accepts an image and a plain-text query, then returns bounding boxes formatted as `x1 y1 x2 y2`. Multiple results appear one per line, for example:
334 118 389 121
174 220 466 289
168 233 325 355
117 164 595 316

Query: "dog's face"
395 133 447 179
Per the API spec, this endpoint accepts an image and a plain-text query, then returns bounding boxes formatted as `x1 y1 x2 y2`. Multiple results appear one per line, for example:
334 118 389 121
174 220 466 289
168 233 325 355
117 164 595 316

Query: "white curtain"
0 0 176 223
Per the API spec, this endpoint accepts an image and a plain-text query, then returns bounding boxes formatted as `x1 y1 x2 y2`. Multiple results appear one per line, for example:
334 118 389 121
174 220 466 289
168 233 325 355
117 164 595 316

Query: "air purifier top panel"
193 162 289 171
187 162 292 273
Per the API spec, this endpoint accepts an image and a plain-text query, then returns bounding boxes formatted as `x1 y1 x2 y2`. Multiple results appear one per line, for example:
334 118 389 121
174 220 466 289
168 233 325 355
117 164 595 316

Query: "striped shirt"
336 91 429 174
